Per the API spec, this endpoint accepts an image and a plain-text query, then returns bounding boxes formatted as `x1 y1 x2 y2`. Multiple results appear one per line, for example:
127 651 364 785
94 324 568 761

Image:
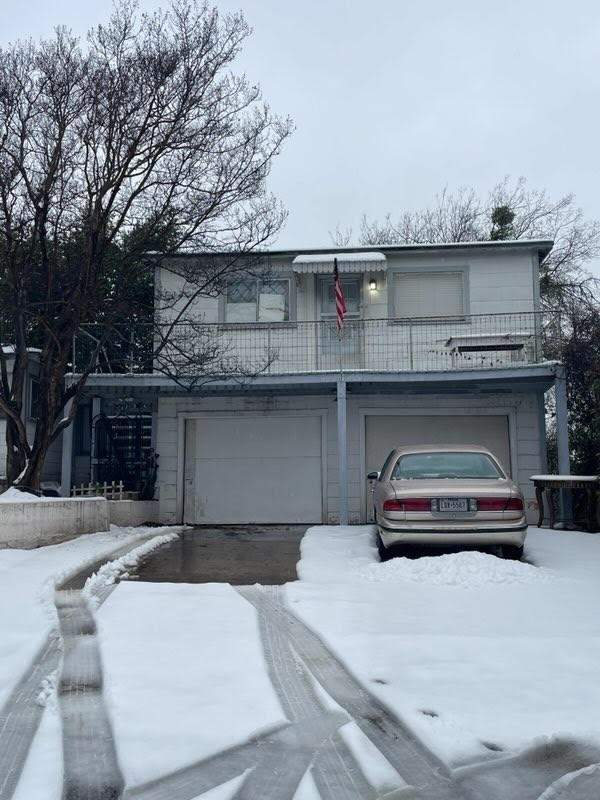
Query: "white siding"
155 389 545 526
158 248 538 327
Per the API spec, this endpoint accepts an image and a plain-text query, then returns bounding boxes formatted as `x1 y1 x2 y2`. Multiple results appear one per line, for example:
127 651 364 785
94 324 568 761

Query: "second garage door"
183 415 323 524
365 414 511 480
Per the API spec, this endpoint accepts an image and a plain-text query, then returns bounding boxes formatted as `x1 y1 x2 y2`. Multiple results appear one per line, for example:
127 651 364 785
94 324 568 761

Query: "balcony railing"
74 311 561 379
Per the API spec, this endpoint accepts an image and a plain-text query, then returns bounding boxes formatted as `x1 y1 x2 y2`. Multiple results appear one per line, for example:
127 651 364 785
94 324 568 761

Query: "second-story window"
393 271 464 318
225 278 290 322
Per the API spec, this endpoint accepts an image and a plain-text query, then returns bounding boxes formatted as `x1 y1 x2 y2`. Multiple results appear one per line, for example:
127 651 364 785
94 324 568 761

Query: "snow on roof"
168 239 554 260
292 251 387 274
292 252 386 264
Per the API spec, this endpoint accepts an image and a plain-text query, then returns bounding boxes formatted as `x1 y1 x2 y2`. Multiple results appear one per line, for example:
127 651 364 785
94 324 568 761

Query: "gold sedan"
369 444 527 560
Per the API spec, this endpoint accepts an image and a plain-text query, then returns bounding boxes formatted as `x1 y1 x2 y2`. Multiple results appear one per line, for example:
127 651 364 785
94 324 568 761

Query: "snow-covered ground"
6 521 600 799
287 525 600 766
0 525 182 713
97 582 286 787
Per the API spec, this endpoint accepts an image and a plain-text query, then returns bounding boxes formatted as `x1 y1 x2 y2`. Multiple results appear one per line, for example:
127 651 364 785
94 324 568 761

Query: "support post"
90 396 102 483
60 398 74 498
336 378 348 526
555 367 572 524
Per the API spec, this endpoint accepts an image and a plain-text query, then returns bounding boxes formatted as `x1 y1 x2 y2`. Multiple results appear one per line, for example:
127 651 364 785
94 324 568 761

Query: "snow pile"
82 531 180 603
35 670 58 709
296 525 378 583
356 550 553 587
0 487 45 502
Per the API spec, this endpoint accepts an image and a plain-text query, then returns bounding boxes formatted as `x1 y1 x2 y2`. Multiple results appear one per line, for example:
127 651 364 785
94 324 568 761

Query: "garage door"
365 414 511 480
183 416 323 524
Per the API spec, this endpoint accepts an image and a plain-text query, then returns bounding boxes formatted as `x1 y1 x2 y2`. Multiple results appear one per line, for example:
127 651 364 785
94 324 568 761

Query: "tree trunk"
14 421 54 490
6 417 26 484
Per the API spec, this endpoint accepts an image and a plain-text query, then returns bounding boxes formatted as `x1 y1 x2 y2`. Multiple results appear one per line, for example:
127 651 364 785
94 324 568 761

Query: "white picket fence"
71 480 139 501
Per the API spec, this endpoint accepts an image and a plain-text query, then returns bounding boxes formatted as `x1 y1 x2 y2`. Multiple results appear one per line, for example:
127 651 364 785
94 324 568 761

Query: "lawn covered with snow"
287 525 600 766
0 525 183 713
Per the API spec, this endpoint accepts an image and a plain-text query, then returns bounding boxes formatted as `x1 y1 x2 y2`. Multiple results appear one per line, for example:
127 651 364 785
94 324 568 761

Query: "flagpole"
335 257 344 379
334 257 349 525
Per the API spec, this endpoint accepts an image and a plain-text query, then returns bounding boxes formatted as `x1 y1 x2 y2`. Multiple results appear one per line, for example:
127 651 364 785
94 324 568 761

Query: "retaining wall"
107 500 159 527
0 497 109 549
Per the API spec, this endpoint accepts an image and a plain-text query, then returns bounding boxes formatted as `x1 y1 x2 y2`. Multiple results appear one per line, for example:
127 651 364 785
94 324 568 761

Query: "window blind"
393 272 464 318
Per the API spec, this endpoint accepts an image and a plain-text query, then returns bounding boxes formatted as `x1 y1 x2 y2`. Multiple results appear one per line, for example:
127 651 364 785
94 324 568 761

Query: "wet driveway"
125 526 307 585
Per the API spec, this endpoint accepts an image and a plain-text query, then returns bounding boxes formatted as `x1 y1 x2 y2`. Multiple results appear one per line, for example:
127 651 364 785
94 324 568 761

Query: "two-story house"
61 239 569 526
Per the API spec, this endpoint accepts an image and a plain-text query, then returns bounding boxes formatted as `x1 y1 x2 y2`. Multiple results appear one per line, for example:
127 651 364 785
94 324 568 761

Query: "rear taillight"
383 498 431 512
505 497 524 511
475 497 507 511
475 497 524 512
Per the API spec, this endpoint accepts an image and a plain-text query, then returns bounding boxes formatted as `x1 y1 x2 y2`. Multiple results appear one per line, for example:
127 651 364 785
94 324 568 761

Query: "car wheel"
502 544 524 561
376 533 390 562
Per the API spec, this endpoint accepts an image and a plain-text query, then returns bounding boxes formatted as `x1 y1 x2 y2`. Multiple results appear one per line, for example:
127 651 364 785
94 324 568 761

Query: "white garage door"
365 414 511 480
183 416 323 524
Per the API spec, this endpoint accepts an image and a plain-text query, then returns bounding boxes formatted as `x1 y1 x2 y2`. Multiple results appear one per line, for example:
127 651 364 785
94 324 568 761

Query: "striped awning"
291 252 387 274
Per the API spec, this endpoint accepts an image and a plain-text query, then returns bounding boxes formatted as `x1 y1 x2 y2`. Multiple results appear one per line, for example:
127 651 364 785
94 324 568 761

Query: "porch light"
369 277 377 291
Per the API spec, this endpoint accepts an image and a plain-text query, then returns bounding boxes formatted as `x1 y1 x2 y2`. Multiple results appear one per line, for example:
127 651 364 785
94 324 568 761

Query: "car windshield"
391 451 503 480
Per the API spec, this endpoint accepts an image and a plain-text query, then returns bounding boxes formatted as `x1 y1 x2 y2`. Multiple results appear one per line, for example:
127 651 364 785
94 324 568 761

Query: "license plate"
438 498 468 512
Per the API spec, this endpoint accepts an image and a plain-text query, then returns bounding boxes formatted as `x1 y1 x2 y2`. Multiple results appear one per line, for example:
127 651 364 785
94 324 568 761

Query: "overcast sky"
3 0 600 257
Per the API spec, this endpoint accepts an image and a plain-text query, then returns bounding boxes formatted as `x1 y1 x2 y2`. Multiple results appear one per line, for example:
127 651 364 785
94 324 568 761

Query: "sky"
2 0 600 262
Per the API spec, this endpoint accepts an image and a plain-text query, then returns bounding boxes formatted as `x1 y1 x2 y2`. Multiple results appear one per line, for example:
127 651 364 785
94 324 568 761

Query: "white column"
555 367 572 523
336 378 348 526
60 399 74 497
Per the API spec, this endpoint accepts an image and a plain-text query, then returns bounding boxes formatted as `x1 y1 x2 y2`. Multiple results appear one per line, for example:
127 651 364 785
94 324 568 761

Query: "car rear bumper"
378 521 528 548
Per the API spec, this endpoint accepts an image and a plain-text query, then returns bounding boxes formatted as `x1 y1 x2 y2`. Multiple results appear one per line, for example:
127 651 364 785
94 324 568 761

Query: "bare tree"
0 1 292 489
360 177 600 306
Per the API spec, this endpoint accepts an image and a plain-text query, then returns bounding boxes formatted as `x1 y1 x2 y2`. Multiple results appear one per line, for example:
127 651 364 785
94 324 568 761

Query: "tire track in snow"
0 535 159 800
0 632 61 800
234 586 376 800
55 590 124 800
239 585 465 800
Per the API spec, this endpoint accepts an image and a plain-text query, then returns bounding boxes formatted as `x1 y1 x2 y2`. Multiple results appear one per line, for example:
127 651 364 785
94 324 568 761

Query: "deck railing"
74 311 561 378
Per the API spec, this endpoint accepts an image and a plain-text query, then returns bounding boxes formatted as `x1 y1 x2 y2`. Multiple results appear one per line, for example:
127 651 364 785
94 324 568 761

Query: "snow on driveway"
97 581 286 788
286 525 600 766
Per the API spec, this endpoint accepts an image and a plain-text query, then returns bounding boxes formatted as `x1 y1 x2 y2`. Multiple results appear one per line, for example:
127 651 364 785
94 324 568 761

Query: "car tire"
376 533 390 562
502 544 524 561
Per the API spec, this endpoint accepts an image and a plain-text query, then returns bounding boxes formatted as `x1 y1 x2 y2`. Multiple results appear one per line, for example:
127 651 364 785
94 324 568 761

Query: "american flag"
333 257 346 330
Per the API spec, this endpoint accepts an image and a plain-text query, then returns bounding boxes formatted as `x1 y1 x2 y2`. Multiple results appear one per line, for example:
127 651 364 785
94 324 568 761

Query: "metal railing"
74 311 561 378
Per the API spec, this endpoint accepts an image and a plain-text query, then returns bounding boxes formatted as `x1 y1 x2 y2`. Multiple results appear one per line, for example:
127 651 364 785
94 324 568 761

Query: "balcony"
74 311 561 380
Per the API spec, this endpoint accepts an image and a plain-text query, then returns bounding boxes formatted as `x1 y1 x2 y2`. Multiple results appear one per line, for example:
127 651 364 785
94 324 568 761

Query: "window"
391 451 503 480
225 278 290 322
393 271 464 318
320 276 361 317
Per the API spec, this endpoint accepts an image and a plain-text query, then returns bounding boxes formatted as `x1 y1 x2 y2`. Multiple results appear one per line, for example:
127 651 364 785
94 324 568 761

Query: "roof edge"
159 239 554 261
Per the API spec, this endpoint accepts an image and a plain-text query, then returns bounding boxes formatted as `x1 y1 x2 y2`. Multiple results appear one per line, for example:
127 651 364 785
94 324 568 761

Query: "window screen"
393 272 464 318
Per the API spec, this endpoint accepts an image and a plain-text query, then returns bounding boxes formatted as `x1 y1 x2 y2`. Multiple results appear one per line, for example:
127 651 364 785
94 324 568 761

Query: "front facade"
63 239 568 526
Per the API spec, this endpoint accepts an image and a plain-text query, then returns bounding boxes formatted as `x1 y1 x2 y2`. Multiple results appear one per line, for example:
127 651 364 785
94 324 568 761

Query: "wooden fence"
71 481 139 501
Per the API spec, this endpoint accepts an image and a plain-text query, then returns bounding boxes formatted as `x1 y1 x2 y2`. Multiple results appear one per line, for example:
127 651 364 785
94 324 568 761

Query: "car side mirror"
367 471 380 481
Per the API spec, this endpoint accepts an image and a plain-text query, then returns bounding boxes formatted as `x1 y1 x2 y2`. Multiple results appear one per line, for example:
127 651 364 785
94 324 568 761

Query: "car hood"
389 478 518 498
